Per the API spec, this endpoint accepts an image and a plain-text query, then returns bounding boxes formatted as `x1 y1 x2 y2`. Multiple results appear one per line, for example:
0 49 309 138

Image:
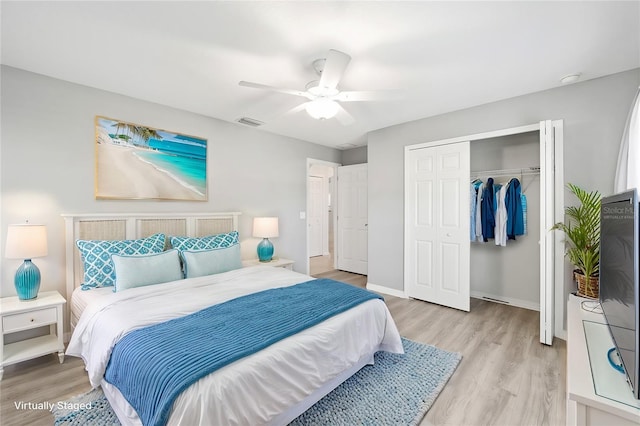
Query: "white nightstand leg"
0 366 3 381
58 352 64 364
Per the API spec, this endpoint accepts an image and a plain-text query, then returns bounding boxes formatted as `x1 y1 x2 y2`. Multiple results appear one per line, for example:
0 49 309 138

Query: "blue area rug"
53 338 461 426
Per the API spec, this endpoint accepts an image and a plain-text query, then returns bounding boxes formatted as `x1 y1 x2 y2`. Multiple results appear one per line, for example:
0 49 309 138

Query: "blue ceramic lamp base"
15 259 41 300
257 238 274 262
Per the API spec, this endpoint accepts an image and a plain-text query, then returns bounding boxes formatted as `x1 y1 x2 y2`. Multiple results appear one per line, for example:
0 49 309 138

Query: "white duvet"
67 265 403 426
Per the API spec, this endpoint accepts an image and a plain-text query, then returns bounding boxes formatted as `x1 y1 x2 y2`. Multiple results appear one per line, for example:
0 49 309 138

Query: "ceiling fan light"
306 99 339 120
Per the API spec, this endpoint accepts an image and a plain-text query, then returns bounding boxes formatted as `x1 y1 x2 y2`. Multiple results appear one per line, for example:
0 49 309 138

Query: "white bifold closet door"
405 142 471 311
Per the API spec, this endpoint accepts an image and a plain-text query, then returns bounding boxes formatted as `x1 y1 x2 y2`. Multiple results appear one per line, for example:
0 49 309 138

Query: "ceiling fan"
239 49 395 125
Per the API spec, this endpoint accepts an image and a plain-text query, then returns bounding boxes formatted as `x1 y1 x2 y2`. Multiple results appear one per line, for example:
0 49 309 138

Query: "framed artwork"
95 116 207 201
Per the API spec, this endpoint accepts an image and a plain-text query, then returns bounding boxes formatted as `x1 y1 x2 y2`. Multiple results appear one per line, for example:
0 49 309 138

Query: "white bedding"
70 286 114 328
66 265 403 426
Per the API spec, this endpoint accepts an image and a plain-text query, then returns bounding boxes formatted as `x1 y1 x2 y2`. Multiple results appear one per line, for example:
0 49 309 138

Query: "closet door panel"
406 142 470 311
440 242 461 293
439 178 460 228
416 240 434 288
416 181 433 227
407 147 438 301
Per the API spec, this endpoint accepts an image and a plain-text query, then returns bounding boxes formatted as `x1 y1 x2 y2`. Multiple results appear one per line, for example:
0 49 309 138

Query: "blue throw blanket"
104 278 383 426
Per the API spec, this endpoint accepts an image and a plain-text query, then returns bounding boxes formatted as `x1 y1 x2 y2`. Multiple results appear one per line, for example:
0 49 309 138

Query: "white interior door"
337 164 368 275
539 120 556 345
308 176 324 257
405 142 471 311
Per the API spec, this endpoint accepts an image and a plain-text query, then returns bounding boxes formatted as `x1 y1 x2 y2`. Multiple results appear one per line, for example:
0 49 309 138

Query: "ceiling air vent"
236 117 264 127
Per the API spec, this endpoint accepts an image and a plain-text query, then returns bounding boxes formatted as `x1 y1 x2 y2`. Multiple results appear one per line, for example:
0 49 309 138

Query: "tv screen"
600 188 639 399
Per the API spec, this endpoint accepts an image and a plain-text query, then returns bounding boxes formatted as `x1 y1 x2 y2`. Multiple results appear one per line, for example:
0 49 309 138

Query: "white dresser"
567 294 640 425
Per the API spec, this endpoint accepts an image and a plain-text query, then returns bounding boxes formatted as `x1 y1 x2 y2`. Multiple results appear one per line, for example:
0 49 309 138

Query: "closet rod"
470 166 540 178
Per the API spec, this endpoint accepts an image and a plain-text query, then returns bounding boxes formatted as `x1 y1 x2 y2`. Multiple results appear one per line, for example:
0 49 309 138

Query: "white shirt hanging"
495 184 508 246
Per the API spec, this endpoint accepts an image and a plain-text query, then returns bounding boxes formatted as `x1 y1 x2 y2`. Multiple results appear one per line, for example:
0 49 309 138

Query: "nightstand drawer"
3 307 58 333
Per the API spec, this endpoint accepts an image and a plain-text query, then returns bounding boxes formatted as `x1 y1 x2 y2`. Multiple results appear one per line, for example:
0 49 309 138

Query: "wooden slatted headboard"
62 212 241 310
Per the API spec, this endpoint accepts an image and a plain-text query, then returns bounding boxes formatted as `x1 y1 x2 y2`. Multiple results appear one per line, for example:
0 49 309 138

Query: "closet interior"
470 130 541 311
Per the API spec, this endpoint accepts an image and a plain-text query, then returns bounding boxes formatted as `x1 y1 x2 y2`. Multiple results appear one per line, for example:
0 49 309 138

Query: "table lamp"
5 224 48 300
253 217 279 262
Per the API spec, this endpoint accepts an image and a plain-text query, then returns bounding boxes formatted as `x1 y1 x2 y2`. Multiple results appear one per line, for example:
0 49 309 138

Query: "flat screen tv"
600 188 640 399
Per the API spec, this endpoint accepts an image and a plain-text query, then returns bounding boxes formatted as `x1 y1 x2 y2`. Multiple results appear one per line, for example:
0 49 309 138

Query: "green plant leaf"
552 183 601 277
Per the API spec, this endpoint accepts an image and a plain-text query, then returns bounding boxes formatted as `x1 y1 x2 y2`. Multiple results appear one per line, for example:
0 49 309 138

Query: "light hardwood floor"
0 270 566 426
309 253 335 276
312 270 567 426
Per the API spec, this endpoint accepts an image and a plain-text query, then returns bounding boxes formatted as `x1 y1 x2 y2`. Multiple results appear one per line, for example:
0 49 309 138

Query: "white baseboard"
471 290 540 312
366 282 407 298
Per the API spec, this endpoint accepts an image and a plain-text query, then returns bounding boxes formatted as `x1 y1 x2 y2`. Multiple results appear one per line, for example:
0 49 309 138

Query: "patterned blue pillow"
170 231 239 252
76 233 166 290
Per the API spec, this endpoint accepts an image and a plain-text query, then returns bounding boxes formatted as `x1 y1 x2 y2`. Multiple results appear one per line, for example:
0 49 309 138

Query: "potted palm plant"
552 183 602 299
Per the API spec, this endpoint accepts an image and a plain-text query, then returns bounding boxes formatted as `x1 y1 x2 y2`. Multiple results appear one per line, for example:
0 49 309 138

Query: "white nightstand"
242 258 295 270
0 291 66 380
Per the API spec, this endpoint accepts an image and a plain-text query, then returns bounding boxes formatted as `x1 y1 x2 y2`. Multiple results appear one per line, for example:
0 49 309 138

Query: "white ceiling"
2 1 639 149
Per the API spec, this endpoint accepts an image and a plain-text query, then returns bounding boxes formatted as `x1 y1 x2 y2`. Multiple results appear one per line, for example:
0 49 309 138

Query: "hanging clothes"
470 180 483 241
481 178 495 242
521 193 528 235
475 181 484 242
470 183 477 241
505 178 524 240
494 184 508 246
470 176 528 245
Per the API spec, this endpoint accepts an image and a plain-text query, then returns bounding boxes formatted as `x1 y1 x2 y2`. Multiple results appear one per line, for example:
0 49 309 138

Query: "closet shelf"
470 166 540 179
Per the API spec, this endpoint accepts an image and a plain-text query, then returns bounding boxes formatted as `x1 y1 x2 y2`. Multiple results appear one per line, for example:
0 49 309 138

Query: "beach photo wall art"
95 116 207 201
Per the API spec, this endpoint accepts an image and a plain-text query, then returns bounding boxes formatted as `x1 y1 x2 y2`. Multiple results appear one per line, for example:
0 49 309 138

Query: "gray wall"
0 66 341 297
341 146 367 165
368 68 640 295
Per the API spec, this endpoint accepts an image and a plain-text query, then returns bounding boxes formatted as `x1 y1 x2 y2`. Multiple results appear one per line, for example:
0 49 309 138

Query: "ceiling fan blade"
282 102 310 116
335 103 355 126
318 49 351 91
239 81 312 99
333 90 404 102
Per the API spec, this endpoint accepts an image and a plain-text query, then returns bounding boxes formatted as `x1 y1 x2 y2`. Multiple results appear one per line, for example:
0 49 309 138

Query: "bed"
63 212 403 426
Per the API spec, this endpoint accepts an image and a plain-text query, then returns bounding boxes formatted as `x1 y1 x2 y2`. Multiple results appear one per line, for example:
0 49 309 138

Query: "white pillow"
112 249 183 292
181 244 242 278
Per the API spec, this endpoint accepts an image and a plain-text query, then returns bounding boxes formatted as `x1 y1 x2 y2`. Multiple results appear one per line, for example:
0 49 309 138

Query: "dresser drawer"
3 307 58 333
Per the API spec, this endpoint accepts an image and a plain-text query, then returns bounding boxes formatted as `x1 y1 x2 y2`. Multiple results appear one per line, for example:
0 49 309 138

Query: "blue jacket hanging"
481 178 495 241
505 178 524 239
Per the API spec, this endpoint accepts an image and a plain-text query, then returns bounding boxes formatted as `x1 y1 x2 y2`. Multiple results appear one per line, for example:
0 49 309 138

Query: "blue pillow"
76 233 166 290
181 244 242 278
112 249 183 292
170 231 239 251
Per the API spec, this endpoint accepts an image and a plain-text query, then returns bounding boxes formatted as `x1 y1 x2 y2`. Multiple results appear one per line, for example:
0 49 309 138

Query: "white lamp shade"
5 224 48 259
306 99 339 120
253 217 279 238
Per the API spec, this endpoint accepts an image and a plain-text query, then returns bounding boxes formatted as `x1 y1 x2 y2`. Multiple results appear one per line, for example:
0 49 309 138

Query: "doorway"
307 159 339 276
